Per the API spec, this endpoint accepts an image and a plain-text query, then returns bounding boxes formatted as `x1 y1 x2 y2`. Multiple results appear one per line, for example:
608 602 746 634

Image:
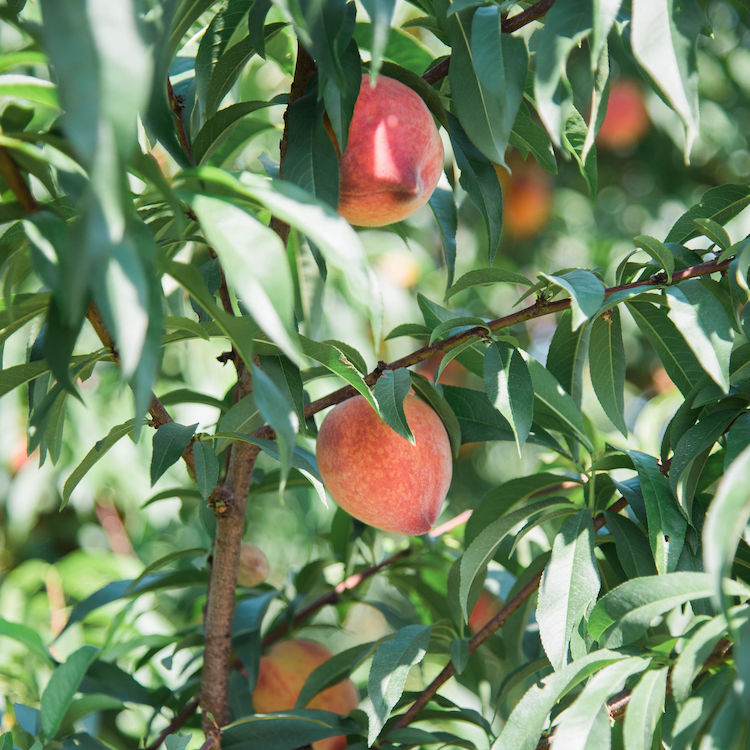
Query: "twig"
0 145 39 212
145 698 200 750
390 496 629 731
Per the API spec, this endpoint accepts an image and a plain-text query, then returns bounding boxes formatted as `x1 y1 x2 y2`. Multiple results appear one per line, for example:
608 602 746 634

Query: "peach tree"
0 0 749 748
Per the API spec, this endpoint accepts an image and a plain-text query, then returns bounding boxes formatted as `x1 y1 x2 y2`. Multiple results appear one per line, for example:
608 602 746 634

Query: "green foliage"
0 0 749 749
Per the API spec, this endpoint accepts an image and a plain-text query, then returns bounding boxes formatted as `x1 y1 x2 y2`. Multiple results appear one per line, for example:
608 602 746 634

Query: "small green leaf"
691 217 732 250
446 267 532 300
622 666 669 750
537 512 601 670
540 270 605 330
366 625 430 745
373 368 413 443
429 187 457 289
62 420 136 508
360 0 396 79
150 422 197 486
251 364 299 495
429 316 489 345
666 280 733 390
702 444 750 612
409 372 462 457
41 645 98 738
627 450 687 573
633 234 675 283
589 308 627 436
546 309 590 409
193 442 220 500
0 618 53 665
483 342 533 454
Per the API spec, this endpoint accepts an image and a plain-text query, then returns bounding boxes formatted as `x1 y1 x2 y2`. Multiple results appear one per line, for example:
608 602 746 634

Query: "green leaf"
605 513 658 579
665 184 750 244
623 666 669 750
447 113 502 263
373 368 413 443
62 420 136 508
702 443 750 611
546 309 590 409
0 618 53 665
251 363 299 495
540 270 605 330
537 512 601 670
41 645 98 739
627 450 686 574
189 194 302 366
446 267 532 301
631 0 700 161
491 650 624 750
193 100 280 164
444 3 527 166
150 422 197 486
562 105 597 196
0 73 59 110
483 342 533 454
429 316 489 345
626 299 705 396
409 372 462 457
366 625 430 744
300 336 377 412
524 354 592 451
192 442 219 500
296 642 373 709
666 280 734 390
509 100 557 173
633 235 675 283
384 323 431 341
216 394 263 452
360 0 396 79
589 308 627 436
533 0 593 148
588 572 721 647
692 217 732 251
429 188 458 290
552 657 650 748
222 710 362 750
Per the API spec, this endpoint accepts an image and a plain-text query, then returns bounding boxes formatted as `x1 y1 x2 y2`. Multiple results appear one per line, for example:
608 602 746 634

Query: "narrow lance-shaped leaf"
546 309 590 409
702 444 750 612
631 0 700 161
41 645 98 739
251 363 299 496
189 194 303 367
429 187 457 290
666 280 733 391
366 625 430 745
483 341 533 455
373 368 413 443
150 422 198 486
627 450 687 574
623 666 670 750
360 0 396 80
193 441 220 500
540 270 604 330
551 657 650 749
589 308 627 436
536 511 601 670
633 234 675 283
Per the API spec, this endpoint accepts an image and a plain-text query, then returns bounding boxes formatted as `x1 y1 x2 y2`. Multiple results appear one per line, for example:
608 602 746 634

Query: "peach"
468 589 504 633
597 79 650 150
494 156 553 239
252 638 358 750
316 394 452 535
236 543 269 587
334 74 443 227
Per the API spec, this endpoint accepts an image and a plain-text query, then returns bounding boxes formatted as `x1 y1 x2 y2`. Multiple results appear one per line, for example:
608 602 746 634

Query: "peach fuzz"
468 589 504 633
316 394 452 535
236 543 269 587
252 639 358 750
334 74 443 227
597 79 650 150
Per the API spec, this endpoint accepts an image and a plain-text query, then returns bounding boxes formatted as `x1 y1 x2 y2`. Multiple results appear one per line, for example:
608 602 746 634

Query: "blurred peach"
494 155 553 239
597 79 650 150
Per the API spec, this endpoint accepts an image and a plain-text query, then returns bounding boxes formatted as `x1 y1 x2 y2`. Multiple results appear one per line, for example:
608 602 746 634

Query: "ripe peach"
597 79 650 150
236 543 269 587
316 394 452 535
334 74 443 227
252 638 358 750
494 156 553 239
468 589 504 633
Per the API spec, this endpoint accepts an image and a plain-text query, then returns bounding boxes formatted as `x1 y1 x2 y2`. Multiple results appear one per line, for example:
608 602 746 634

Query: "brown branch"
421 0 557 84
145 698 200 750
299 257 732 423
0 144 40 212
390 495 629 732
168 79 195 165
